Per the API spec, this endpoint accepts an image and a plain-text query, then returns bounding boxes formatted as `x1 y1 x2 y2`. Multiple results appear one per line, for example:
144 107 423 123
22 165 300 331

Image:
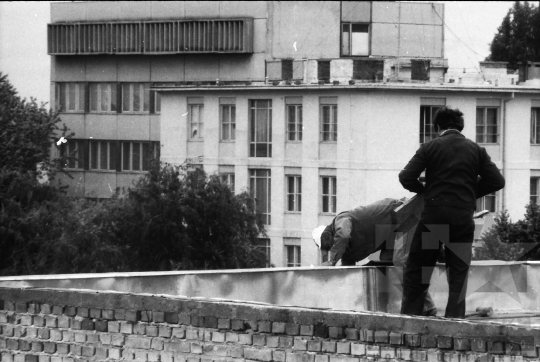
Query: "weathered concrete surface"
2 262 540 317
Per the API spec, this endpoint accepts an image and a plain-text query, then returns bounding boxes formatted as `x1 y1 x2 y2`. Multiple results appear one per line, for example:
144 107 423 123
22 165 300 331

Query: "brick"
134 323 146 335
205 316 218 329
191 342 203 354
70 318 81 330
75 307 88 318
422 334 437 348
32 341 44 352
155 325 169 338
374 331 389 344
14 326 26 337
56 343 69 354
258 321 272 333
308 340 322 352
329 357 358 362
37 327 49 339
329 327 344 339
244 348 274 362
111 333 125 346
474 354 492 362
403 333 420 347
203 330 212 342
40 304 52 314
87 334 98 344
280 336 294 348
411 350 428 361
217 318 230 329
1 352 13 362
471 339 487 353
344 328 359 340
125 310 140 322
19 340 31 351
3 325 14 337
95 347 107 359
27 327 37 338
273 322 286 334
506 343 522 356
239 333 253 345
74 331 86 343
267 336 279 348
33 315 45 327
172 327 185 338
64 306 76 316
82 346 95 357
315 356 329 362
294 338 308 351
286 323 300 336
44 316 57 328
178 313 190 325
226 332 239 343
108 321 120 333
380 347 397 359
231 319 245 331
164 341 190 353
7 338 18 350
351 343 366 356
51 305 63 315
6 313 16 324
148 351 161 362
246 320 258 331
4 301 15 311
274 350 286 362
427 349 444 362
203 345 229 357
135 351 147 361
150 310 164 323
151 337 164 350
28 303 40 314
113 308 126 320
70 344 82 356
126 336 152 349
192 315 203 327
366 345 380 357
80 318 93 330
252 334 266 346
120 321 133 334
0 312 7 323
488 341 505 354
522 344 538 358
388 332 403 345
62 330 73 342
0 337 5 349
95 319 107 332
25 356 38 362
57 316 69 329
444 352 461 362
165 312 179 324
323 341 337 353
15 302 28 313
212 331 226 343
109 347 121 360
398 347 412 361
21 315 33 326
364 330 374 343
337 342 351 354
186 328 199 340
38 356 50 362
49 329 61 341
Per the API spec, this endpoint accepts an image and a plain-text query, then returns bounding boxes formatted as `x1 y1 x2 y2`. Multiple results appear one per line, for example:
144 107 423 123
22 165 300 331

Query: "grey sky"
0 1 516 105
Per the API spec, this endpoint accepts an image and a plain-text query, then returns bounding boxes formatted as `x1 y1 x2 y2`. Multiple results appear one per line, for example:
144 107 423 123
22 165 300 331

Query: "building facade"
49 1 540 267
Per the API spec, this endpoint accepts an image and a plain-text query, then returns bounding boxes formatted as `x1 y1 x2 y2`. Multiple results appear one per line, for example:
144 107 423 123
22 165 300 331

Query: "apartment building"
50 2 540 267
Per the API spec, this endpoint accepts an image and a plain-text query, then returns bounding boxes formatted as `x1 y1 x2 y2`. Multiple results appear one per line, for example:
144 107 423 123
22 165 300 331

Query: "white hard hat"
312 225 327 249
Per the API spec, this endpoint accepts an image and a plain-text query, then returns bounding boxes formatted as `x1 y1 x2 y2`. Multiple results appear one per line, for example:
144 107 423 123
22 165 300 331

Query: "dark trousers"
400 206 475 318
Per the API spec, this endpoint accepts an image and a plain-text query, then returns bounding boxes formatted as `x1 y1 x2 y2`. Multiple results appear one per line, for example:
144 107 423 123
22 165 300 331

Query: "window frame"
55 82 86 113
286 103 303 142
59 139 84 170
189 103 205 140
320 104 338 142
121 141 159 172
249 169 271 225
476 106 499 144
531 178 540 205
419 105 442 144
122 83 150 114
89 83 117 113
254 238 271 268
531 108 540 144
249 99 272 157
220 104 236 141
220 172 235 193
89 140 116 171
320 176 337 214
285 244 301 267
286 175 302 213
341 22 370 57
476 192 497 213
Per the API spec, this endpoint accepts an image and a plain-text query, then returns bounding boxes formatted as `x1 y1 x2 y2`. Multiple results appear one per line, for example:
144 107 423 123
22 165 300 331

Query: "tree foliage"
473 202 540 261
487 1 540 67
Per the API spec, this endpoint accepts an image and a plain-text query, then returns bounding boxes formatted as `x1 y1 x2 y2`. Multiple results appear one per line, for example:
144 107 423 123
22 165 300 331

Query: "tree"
487 1 540 68
473 202 540 261
109 164 268 271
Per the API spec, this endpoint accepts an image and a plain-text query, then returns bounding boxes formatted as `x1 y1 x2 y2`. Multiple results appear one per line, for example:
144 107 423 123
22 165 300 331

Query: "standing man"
399 106 505 318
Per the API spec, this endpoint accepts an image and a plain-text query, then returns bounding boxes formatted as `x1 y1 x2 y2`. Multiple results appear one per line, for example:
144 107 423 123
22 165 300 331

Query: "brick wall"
0 287 539 362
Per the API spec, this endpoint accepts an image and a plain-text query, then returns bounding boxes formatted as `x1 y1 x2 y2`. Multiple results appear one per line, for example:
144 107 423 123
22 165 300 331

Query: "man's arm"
399 146 426 194
327 216 352 266
477 148 505 198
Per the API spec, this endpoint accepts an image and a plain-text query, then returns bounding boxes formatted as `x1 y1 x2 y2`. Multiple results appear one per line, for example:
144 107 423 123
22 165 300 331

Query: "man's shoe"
422 308 437 317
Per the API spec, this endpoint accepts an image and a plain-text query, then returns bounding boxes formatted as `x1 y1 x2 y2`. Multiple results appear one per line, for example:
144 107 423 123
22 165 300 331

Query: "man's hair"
320 225 334 251
433 106 464 132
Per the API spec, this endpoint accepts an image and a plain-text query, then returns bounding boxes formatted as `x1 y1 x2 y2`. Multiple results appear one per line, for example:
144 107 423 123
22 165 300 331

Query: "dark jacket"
399 130 505 210
328 198 402 265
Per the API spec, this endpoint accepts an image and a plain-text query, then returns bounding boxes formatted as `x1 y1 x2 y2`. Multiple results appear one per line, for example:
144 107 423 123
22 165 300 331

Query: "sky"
0 1 517 106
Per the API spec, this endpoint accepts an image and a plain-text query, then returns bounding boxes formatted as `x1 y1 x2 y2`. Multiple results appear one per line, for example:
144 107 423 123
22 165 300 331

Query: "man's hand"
321 261 334 266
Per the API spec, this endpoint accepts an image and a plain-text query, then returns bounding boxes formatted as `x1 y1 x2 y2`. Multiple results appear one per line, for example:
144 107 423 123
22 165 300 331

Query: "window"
56 83 85 112
189 103 204 139
286 245 301 267
320 104 337 141
420 105 441 143
221 104 236 141
90 141 116 170
250 169 271 225
321 176 337 214
531 178 540 204
121 142 159 171
89 83 117 113
476 193 496 213
220 173 235 193
531 108 540 144
342 23 369 56
476 107 499 144
286 176 302 212
287 103 303 141
122 83 150 113
249 100 272 157
59 139 84 169
254 238 271 267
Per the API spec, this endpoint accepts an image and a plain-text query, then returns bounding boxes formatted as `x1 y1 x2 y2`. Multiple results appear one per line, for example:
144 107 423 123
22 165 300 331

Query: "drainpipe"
502 92 515 211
